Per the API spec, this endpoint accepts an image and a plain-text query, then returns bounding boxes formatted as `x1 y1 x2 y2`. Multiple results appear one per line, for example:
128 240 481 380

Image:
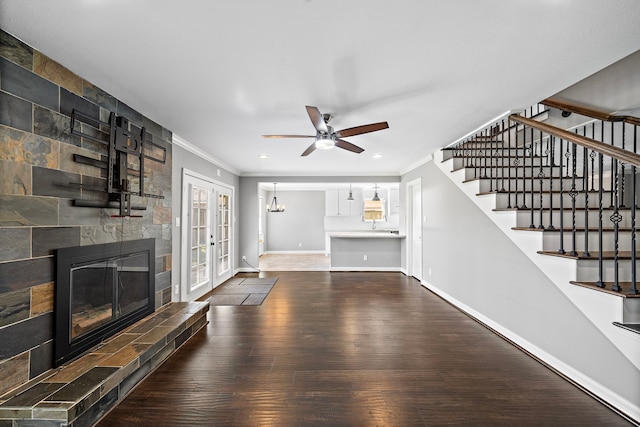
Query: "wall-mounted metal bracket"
70 108 166 217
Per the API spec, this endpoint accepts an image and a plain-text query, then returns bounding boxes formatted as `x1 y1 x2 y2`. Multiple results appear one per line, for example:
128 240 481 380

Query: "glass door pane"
216 192 231 276
189 185 211 292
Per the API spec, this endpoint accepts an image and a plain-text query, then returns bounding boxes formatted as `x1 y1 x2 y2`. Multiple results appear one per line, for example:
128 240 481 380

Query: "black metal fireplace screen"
54 238 155 366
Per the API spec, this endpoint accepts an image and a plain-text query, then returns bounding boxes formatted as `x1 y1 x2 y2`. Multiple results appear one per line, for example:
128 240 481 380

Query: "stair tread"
613 322 640 334
538 250 634 260
570 281 640 298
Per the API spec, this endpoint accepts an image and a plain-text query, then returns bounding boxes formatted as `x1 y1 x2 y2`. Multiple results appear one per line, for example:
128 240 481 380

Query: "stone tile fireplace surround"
0 27 175 424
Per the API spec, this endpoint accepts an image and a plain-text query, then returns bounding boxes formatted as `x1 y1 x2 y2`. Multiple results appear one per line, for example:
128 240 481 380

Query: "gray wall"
171 144 240 297
401 159 640 407
265 190 325 252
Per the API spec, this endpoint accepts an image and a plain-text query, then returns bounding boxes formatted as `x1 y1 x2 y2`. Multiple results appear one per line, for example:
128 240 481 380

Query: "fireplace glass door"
70 251 150 340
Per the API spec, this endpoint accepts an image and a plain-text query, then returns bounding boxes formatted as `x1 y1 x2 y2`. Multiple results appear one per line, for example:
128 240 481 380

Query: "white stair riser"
477 177 588 193
452 156 545 169
542 231 639 252
576 259 640 282
515 209 635 228
494 191 615 209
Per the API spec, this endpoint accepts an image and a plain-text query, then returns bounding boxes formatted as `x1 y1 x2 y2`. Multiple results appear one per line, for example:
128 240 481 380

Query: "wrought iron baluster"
596 123 604 288
506 120 512 208
548 135 555 230
610 122 615 207
486 128 491 186
611 158 622 292
569 142 578 256
500 122 506 192
582 143 590 257
621 122 626 208
564 141 571 178
558 137 565 254
538 130 545 229
590 123 596 192
513 121 520 209
521 124 527 209
630 123 639 295
530 128 535 228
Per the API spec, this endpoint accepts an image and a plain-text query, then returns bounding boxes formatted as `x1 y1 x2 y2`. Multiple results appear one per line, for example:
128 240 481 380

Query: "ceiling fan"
263 106 389 156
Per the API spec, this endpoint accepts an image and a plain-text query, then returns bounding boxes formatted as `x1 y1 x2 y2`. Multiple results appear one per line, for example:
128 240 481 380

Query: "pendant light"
372 184 380 201
267 183 285 212
347 183 354 201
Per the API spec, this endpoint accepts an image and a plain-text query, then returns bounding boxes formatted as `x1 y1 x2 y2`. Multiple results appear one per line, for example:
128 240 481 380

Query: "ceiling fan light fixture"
315 137 335 150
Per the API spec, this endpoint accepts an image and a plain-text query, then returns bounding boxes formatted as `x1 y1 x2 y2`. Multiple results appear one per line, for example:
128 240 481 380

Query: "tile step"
0 301 209 427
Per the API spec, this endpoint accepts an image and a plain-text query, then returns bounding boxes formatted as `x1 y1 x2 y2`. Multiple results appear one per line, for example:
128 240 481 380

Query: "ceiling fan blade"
301 142 317 156
305 106 329 134
335 139 364 154
262 134 316 138
337 121 388 138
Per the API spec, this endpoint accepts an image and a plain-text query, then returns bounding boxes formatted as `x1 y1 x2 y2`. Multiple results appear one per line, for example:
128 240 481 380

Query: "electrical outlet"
242 255 247 261
174 285 179 295
363 255 368 261
298 242 302 247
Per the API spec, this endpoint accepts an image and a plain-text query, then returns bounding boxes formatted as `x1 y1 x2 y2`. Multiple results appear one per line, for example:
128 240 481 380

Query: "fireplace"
54 238 156 366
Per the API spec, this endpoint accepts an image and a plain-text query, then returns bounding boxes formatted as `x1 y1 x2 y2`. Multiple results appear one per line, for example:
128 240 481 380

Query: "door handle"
210 235 215 246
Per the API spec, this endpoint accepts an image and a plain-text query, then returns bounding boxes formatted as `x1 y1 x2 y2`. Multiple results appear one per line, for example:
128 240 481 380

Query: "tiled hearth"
0 301 209 427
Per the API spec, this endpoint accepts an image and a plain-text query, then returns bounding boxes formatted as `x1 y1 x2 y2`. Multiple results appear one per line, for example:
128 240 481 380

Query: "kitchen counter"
328 231 404 271
328 231 405 238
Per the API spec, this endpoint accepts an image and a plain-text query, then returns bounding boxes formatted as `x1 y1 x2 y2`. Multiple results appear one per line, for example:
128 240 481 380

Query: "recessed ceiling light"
372 154 383 159
258 154 270 159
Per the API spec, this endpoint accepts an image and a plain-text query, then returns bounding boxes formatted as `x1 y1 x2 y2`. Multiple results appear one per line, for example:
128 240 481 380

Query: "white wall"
401 159 640 415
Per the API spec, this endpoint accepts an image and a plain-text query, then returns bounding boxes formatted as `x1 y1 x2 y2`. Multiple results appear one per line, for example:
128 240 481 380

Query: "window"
363 199 385 221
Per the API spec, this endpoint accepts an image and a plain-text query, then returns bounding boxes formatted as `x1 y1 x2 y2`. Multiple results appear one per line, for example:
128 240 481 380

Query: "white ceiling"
2 1 640 177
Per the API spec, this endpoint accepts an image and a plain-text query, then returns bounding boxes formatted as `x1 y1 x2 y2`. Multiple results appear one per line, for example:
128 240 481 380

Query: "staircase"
436 101 640 420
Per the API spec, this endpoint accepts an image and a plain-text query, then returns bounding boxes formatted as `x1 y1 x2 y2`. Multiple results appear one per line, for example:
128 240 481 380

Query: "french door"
181 170 233 301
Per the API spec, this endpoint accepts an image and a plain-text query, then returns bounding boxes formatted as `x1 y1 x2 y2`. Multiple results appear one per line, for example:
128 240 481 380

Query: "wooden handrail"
541 98 640 126
509 114 640 168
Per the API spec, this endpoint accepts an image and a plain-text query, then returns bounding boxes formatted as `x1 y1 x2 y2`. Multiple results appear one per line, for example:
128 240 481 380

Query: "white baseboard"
421 280 640 424
330 267 403 272
235 267 260 273
262 250 326 255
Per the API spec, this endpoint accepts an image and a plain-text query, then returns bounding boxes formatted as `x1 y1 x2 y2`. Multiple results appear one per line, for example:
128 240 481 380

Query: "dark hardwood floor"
96 272 632 426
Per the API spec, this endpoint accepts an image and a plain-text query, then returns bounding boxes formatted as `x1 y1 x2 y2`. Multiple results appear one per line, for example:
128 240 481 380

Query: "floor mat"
206 277 278 306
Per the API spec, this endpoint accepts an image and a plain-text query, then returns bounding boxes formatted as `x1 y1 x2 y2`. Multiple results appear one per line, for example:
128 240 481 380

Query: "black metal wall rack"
70 108 166 217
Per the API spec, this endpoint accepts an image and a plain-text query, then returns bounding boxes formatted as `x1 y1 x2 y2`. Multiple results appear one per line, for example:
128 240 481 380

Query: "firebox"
54 238 156 366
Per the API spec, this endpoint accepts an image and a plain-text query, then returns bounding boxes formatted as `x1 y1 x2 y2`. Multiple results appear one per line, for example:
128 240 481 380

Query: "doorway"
181 169 234 301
